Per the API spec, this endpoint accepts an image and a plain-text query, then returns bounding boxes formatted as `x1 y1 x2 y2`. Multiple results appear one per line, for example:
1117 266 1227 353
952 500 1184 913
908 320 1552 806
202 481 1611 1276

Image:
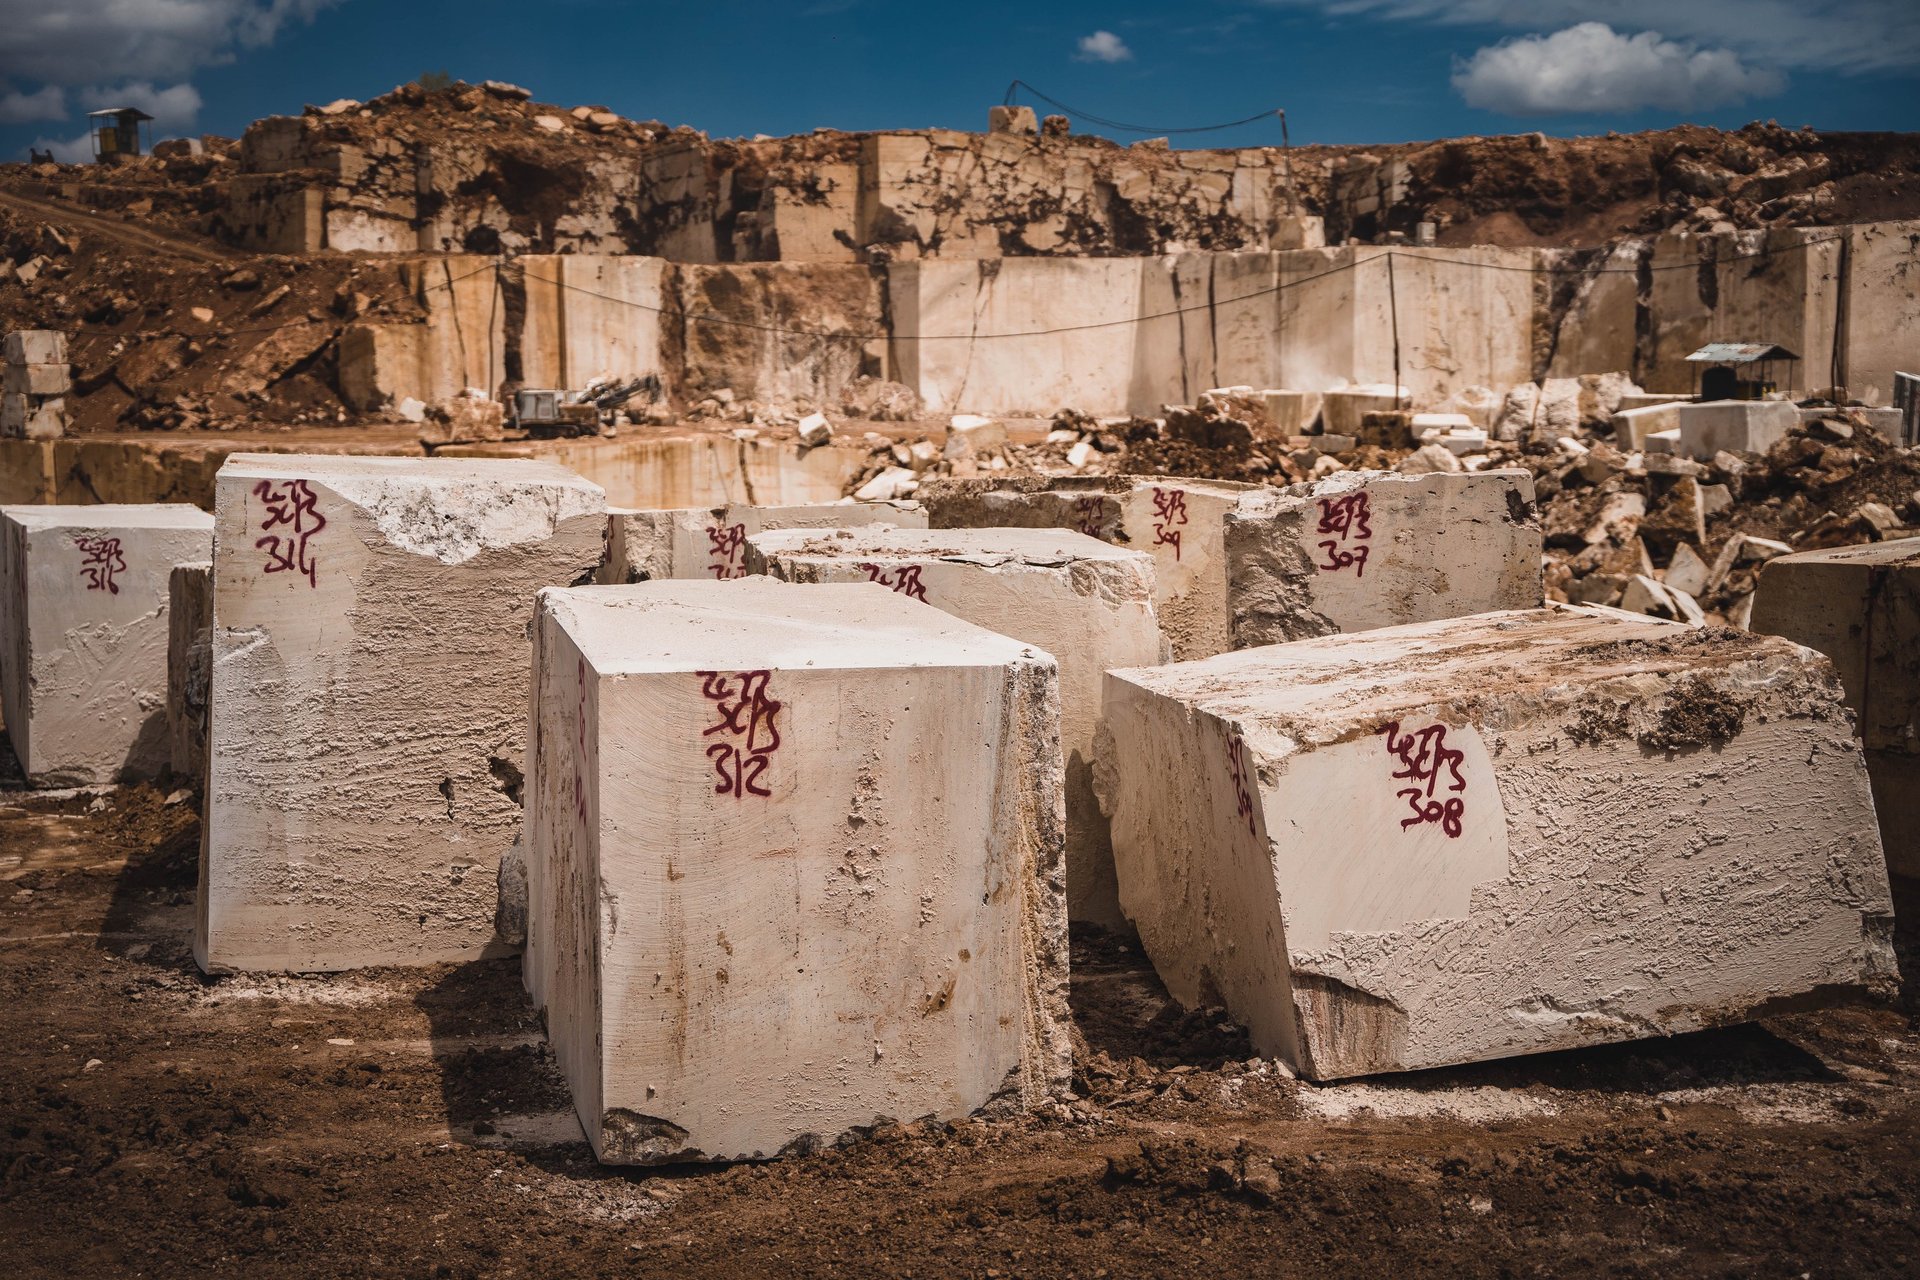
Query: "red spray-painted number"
1225 731 1256 836
1150 487 1188 561
859 562 929 602
253 479 325 587
1378 720 1466 838
697 669 783 799
706 522 748 580
72 534 125 594
1315 492 1372 577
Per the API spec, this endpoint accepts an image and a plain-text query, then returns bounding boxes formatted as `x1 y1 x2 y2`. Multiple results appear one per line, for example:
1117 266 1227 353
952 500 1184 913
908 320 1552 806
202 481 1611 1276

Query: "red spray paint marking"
706 522 749 580
1150 486 1189 561
1315 491 1372 578
1377 720 1466 838
1225 730 1256 836
253 478 326 587
72 534 126 594
1072 496 1109 540
859 562 929 602
697 669 783 799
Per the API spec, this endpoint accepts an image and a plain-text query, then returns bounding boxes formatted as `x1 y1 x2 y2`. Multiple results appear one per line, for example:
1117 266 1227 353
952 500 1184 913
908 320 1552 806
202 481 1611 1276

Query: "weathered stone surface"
744 526 1161 932
526 579 1070 1163
1676 399 1798 459
197 454 606 973
920 475 1257 660
596 500 926 584
1099 606 1896 1080
1752 541 1920 877
0 503 212 786
1224 469 1542 647
167 562 213 785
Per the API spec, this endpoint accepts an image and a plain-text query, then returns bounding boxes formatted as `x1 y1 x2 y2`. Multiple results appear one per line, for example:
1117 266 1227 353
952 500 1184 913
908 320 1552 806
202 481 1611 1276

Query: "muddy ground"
4 779 1918 1278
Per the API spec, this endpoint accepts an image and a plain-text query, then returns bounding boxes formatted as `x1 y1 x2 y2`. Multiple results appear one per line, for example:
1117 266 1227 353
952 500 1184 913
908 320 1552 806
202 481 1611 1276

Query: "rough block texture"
1753 541 1920 878
597 500 926 584
1099 606 1896 1081
1676 400 1798 459
0 503 212 785
744 526 1162 932
198 454 606 973
920 475 1257 660
167 562 213 784
1224 469 1544 647
526 579 1070 1163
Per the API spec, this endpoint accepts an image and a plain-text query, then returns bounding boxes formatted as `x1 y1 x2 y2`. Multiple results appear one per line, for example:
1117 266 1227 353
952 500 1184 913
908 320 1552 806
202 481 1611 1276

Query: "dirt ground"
4 775 1918 1279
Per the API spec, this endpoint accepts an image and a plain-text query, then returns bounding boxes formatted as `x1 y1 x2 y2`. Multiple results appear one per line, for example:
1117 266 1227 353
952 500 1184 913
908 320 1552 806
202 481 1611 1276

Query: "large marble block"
1753 541 1920 878
1225 469 1543 646
196 454 606 973
526 579 1070 1163
744 526 1161 931
920 475 1257 660
0 503 212 785
1101 606 1896 1080
596 500 925 584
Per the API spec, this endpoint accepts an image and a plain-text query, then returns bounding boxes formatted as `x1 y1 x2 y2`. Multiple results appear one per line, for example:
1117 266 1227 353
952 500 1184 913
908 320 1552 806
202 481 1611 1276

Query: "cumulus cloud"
1074 30 1134 63
1452 23 1786 115
0 84 65 123
1256 1 1916 76
82 82 206 131
0 0 341 87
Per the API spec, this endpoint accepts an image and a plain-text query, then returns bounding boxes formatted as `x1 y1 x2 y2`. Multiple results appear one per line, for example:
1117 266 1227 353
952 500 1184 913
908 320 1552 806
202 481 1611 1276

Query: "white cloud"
1452 23 1786 115
0 84 64 123
81 82 206 131
1074 30 1134 63
0 0 341 87
28 130 93 164
1256 1 1917 75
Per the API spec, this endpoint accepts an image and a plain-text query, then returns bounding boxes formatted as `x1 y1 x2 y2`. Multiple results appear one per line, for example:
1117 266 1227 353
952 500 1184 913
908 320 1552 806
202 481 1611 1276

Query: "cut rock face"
1752 541 1920 878
0 503 213 785
197 454 606 974
526 579 1070 1163
167 562 213 785
597 500 926 584
919 475 1256 660
744 526 1161 932
1224 469 1543 647
1099 606 1896 1081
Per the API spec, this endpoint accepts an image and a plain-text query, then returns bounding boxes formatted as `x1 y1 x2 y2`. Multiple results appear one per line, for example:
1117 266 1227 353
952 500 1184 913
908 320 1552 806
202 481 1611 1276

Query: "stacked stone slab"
744 526 1161 932
595 500 926 584
1752 541 1920 878
1674 399 1797 459
1224 469 1543 647
1100 606 1896 1080
920 475 1257 660
1 331 71 440
197 454 606 973
0 504 213 785
526 579 1070 1163
167 562 213 785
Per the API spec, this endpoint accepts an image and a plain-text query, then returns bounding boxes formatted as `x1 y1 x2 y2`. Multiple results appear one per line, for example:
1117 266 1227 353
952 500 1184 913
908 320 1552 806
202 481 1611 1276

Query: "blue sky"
1 1 1915 160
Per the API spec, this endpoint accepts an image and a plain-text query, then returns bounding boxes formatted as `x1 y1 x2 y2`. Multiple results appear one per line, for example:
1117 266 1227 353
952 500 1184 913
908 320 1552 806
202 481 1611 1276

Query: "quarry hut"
1686 342 1799 402
87 108 153 162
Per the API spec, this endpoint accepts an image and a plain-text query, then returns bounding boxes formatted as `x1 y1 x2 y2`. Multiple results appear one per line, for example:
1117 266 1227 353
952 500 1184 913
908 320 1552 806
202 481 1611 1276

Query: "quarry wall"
335 221 1919 417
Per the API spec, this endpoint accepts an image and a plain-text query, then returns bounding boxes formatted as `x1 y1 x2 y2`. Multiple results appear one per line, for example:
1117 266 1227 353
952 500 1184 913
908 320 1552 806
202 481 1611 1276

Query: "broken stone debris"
1675 399 1798 460
1223 469 1543 647
196 454 607 974
167 561 213 786
920 475 1257 661
0 504 213 786
1752 540 1920 878
596 500 926 585
1099 605 1896 1081
742 525 1162 932
524 578 1070 1163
